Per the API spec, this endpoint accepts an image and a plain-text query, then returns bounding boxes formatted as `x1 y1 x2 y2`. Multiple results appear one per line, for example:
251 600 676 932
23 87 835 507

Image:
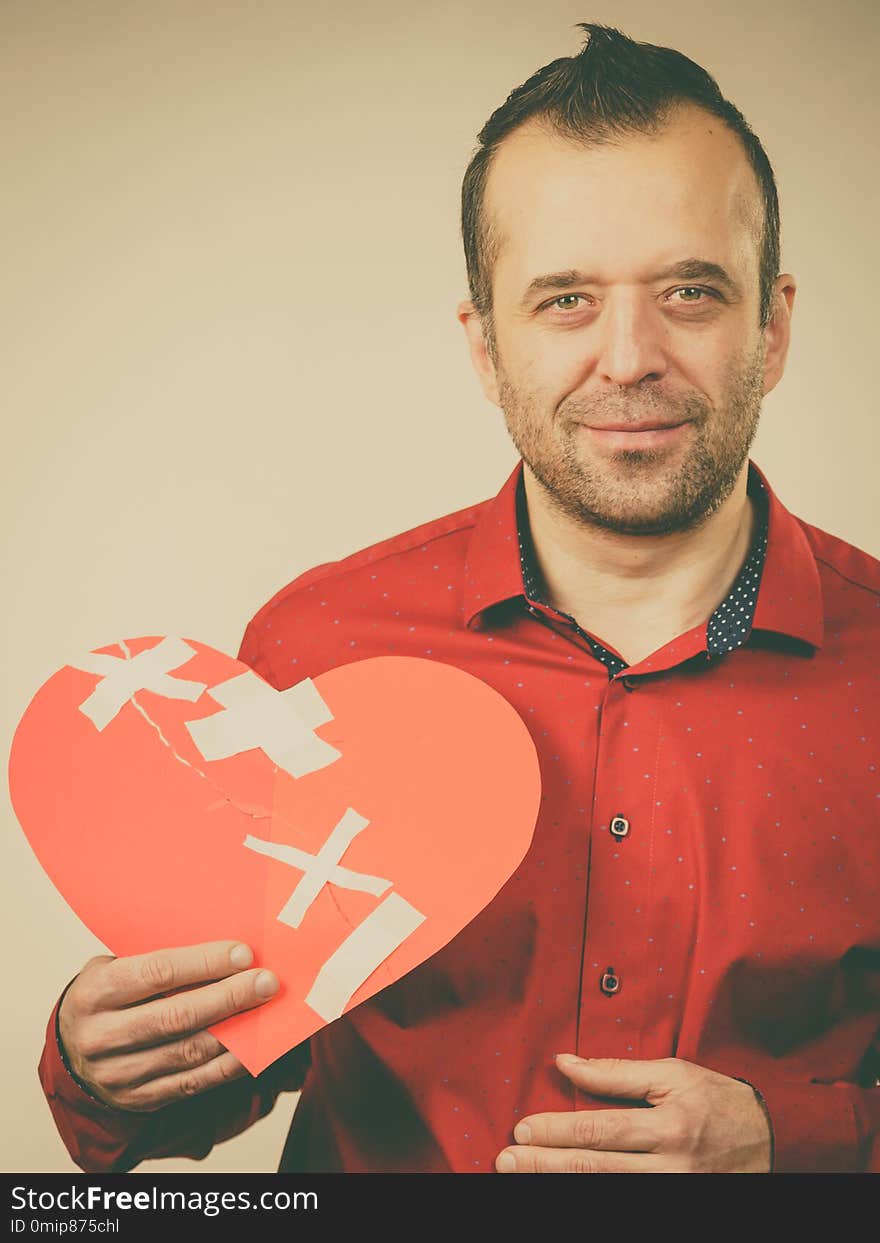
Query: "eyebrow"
518 259 744 308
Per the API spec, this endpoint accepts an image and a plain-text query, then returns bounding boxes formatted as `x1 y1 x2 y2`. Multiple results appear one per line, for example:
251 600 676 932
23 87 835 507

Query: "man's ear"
762 274 796 397
457 299 501 407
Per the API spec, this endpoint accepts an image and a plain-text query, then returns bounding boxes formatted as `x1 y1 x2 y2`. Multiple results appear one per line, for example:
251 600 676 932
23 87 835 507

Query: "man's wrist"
729 1075 774 1172
54 976 112 1110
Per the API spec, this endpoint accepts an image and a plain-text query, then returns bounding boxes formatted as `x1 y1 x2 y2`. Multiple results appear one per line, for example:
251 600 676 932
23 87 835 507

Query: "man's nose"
593 293 668 387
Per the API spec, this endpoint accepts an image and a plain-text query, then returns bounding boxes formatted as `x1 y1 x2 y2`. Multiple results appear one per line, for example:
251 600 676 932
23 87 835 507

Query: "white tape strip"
243 832 391 904
243 808 390 928
243 807 391 928
71 637 207 731
186 672 341 778
305 892 426 1022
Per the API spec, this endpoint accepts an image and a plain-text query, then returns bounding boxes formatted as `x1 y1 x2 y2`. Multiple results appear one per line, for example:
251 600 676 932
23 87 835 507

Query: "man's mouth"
577 419 692 450
587 419 689 431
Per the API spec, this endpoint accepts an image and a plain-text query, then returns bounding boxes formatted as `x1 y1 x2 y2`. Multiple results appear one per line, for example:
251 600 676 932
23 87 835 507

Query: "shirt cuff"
734 1072 862 1173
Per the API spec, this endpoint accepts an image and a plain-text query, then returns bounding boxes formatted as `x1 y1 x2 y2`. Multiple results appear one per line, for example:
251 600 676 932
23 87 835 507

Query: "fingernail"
230 944 253 969
556 1053 583 1064
255 970 279 998
513 1122 531 1144
497 1152 516 1173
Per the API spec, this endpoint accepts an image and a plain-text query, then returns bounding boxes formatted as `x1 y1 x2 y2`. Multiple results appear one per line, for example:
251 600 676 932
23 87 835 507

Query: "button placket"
576 678 658 1061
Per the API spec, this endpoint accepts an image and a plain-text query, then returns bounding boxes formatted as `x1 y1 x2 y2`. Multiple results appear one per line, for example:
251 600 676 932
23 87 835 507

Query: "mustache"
559 389 711 426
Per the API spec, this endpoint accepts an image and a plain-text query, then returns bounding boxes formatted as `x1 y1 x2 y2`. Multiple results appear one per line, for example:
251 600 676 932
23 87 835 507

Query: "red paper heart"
9 639 541 1073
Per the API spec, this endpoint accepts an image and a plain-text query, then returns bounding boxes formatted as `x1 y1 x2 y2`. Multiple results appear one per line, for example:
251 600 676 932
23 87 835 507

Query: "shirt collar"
462 459 824 652
461 463 526 627
747 459 824 649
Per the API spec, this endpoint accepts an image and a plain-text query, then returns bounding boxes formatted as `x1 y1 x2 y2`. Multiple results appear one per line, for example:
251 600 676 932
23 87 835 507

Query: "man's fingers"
496 1145 661 1174
90 1030 229 1090
89 942 256 1009
94 967 279 1053
514 1107 663 1153
110 1052 250 1113
554 1053 682 1103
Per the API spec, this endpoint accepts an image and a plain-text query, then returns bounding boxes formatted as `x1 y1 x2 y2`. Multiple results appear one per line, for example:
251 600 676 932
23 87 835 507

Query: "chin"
599 513 699 536
555 476 715 535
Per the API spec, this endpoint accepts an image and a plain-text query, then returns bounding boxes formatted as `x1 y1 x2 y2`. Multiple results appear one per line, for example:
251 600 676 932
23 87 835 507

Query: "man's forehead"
483 107 762 279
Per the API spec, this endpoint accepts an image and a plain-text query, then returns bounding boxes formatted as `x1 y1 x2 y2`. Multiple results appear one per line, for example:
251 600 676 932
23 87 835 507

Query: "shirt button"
600 968 621 996
609 815 630 840
622 676 637 691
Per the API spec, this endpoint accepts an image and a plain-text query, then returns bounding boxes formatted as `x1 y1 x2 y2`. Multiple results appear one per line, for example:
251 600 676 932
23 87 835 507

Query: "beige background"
2 0 877 1174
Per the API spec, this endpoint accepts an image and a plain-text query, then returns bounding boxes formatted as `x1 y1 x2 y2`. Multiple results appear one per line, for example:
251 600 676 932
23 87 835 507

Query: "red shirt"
40 460 880 1173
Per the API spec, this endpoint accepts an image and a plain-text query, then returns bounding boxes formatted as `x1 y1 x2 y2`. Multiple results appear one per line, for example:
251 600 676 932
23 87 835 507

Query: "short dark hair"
461 23 780 351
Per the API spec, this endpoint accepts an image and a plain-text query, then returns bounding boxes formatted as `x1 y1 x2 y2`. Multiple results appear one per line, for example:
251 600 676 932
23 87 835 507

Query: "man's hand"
496 1055 772 1173
58 942 279 1113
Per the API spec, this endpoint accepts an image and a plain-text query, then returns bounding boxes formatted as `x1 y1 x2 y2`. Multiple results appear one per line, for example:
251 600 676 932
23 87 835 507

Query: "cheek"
502 330 591 406
678 321 757 386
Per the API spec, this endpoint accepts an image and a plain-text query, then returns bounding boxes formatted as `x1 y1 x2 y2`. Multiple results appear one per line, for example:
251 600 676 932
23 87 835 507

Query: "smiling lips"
579 419 692 450
588 418 689 431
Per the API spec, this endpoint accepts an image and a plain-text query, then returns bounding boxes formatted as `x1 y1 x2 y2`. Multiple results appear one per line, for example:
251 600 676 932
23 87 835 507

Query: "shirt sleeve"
711 1037 880 1173
39 982 311 1173
740 1072 880 1173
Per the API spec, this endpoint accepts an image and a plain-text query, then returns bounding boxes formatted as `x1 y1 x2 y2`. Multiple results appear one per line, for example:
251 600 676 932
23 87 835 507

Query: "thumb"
554 1054 679 1103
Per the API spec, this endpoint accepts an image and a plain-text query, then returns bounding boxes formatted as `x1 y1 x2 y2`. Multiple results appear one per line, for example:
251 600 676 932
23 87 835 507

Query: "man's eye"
669 286 716 304
547 294 586 311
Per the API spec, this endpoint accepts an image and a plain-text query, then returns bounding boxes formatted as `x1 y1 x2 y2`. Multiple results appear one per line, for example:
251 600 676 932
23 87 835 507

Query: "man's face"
471 106 782 536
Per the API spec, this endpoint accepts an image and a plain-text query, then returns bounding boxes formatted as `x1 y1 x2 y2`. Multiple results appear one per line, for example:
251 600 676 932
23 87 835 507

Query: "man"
40 23 879 1173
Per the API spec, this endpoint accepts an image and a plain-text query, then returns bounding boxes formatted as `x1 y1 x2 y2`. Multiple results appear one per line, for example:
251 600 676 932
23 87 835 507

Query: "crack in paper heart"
120 643 359 933
133 695 360 934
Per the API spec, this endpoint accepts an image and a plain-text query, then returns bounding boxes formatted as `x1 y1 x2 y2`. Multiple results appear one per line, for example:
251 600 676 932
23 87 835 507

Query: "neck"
523 462 757 665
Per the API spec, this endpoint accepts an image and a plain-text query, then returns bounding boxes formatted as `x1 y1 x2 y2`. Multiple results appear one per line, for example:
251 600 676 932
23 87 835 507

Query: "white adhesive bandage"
243 807 392 929
72 637 207 731
305 892 426 1022
186 673 341 778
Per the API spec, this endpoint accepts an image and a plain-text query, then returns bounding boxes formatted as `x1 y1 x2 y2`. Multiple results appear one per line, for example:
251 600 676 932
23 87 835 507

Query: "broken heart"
9 638 541 1073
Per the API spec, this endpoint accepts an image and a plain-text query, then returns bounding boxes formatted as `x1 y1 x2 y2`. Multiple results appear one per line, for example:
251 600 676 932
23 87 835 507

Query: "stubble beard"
497 342 767 537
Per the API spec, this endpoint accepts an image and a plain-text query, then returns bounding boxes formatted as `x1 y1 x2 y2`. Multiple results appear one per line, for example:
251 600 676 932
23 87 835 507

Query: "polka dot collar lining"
515 469 770 677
